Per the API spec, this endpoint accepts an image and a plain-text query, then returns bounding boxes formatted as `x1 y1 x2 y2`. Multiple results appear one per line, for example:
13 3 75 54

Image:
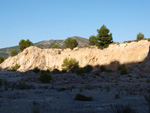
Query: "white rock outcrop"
0 40 150 72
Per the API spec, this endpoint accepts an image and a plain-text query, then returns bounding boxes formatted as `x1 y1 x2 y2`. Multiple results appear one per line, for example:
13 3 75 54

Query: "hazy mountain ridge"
0 36 88 58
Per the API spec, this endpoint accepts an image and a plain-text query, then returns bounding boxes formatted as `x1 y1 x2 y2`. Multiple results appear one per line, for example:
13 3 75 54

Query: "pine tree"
96 25 113 49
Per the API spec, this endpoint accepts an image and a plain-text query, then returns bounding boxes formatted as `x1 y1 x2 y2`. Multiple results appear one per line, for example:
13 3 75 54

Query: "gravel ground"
0 71 150 113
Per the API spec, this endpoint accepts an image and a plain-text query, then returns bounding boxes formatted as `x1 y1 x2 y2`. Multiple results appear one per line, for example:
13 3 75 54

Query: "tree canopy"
64 38 78 50
10 49 18 57
19 39 33 51
96 25 113 49
52 43 59 48
89 35 97 45
137 32 144 40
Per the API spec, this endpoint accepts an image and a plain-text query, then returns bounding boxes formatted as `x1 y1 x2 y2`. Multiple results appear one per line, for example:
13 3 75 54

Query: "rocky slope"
0 40 150 72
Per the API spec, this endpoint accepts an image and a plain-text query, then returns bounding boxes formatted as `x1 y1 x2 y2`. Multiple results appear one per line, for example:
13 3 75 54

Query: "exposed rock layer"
0 40 150 72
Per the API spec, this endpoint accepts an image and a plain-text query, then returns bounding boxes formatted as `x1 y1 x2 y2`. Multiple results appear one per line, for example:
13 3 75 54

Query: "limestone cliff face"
0 40 150 72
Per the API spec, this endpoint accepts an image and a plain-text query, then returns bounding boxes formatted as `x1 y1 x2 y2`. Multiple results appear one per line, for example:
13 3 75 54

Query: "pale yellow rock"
0 40 150 72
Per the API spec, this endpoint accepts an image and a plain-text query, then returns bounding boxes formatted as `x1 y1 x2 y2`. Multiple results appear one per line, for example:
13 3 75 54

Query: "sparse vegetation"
0 79 3 86
58 88 66 92
32 106 40 113
110 103 137 113
38 72 52 83
106 69 113 73
17 82 31 90
127 75 132 77
61 58 79 72
144 95 150 104
74 93 93 101
19 39 33 51
147 79 150 83
118 65 128 75
118 65 124 70
120 68 128 75
64 38 78 50
147 38 150 42
100 65 105 72
11 64 20 71
10 49 18 57
0 56 4 64
75 67 86 74
85 65 93 73
52 68 60 74
58 50 61 54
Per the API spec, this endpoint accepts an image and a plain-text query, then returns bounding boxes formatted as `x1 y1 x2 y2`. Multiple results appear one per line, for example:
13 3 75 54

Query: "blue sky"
0 0 150 48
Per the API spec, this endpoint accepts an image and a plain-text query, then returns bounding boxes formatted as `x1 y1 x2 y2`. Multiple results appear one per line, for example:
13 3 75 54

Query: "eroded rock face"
0 40 150 72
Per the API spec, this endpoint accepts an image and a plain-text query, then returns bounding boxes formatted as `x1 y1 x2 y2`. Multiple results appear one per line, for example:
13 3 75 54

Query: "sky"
0 0 150 48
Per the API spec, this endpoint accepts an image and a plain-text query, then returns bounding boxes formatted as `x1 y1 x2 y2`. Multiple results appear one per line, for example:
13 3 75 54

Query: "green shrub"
85 65 93 73
120 68 128 75
10 49 18 57
74 94 93 101
123 40 132 43
38 72 52 83
115 104 137 113
127 75 132 77
76 67 86 74
105 69 113 73
117 65 128 75
61 69 67 73
61 58 79 72
11 64 20 71
137 32 144 40
0 56 4 64
58 88 66 92
58 50 61 54
52 44 59 48
146 79 150 83
32 106 40 113
52 68 60 74
33 67 40 73
118 65 125 70
17 82 29 90
147 38 150 42
64 38 78 50
0 79 3 86
100 65 105 72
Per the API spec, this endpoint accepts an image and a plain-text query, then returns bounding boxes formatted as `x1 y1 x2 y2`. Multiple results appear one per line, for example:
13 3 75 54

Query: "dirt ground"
0 71 150 113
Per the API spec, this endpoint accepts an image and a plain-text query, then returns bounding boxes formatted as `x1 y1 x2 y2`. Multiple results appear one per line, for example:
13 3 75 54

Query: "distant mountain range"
0 36 89 58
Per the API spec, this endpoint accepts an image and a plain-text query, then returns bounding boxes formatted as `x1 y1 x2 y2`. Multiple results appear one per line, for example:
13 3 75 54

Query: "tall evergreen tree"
96 25 113 49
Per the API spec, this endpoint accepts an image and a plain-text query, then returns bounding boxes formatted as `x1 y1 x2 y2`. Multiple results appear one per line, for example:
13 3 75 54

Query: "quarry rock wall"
0 40 150 72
